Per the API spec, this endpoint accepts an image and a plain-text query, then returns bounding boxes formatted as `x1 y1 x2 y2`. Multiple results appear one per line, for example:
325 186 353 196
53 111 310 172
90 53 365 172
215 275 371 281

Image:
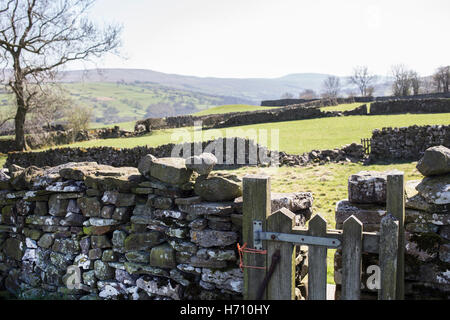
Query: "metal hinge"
253 220 341 250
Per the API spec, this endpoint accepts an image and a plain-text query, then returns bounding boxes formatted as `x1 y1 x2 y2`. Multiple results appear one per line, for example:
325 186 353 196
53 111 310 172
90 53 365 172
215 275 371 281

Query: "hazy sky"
84 0 450 78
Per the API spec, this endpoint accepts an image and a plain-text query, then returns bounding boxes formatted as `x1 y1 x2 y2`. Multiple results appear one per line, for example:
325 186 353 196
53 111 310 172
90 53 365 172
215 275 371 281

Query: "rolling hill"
60 82 255 126
59 68 393 102
0 68 394 129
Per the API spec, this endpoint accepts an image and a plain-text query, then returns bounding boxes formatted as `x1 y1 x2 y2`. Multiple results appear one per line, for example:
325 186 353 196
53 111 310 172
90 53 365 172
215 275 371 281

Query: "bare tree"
349 66 377 97
26 84 72 130
0 109 14 131
65 105 93 142
433 66 450 93
0 0 122 150
321 76 341 100
299 89 317 99
420 77 435 94
409 71 421 95
391 64 412 96
280 92 294 99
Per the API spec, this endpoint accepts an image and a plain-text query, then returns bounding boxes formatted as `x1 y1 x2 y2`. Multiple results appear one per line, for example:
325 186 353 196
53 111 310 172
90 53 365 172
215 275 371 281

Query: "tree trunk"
14 101 28 151
11 55 29 152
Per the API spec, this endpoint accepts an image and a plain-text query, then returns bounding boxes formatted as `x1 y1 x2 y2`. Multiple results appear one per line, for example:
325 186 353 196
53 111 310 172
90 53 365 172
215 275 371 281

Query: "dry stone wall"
5 138 366 170
5 138 275 169
262 93 450 107
260 98 319 107
0 127 135 154
374 92 450 102
0 155 313 300
135 98 359 133
370 125 450 161
370 98 450 115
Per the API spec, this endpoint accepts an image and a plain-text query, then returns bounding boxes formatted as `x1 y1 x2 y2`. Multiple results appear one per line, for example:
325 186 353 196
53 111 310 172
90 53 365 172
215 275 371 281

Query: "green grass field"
320 102 370 112
193 104 279 116
49 113 450 155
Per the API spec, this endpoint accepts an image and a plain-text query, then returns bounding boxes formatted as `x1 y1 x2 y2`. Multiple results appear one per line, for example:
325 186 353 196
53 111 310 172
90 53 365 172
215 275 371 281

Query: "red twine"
237 243 267 271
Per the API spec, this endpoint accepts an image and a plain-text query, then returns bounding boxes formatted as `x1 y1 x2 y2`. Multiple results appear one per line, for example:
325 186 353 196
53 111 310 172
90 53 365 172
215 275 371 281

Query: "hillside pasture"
49 112 450 154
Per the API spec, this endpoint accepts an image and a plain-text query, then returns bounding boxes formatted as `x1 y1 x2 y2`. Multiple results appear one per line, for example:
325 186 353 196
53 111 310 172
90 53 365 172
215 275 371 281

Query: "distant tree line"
280 64 450 100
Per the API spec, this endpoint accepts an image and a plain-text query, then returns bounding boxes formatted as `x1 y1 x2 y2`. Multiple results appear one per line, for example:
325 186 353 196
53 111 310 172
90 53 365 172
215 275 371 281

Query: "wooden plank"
292 227 380 253
341 215 363 300
267 208 296 300
242 175 271 300
387 172 405 300
308 214 328 300
378 214 399 300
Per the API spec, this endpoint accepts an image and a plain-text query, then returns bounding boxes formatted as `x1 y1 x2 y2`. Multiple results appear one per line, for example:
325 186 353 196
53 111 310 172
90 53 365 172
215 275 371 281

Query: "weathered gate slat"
387 172 405 300
378 214 399 300
267 208 296 300
242 175 271 300
341 216 363 300
308 214 328 300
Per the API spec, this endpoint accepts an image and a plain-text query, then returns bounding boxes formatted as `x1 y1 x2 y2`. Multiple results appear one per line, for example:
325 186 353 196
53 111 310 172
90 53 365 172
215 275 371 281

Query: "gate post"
378 214 399 300
242 175 271 300
387 172 405 300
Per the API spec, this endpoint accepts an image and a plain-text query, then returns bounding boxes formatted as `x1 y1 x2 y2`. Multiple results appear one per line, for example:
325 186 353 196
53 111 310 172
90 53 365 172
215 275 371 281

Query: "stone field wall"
370 98 450 115
374 92 450 102
135 98 361 133
260 98 319 107
261 92 450 107
0 126 135 154
4 138 367 170
0 154 312 300
5 138 274 169
370 125 450 161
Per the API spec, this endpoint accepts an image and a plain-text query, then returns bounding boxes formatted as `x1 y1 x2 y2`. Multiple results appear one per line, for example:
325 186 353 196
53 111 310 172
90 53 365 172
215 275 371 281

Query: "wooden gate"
242 173 405 300
361 138 372 154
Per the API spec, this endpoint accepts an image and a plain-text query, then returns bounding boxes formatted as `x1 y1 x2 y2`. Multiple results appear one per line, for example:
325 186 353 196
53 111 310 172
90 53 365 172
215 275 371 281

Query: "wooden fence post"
387 172 405 300
242 175 271 300
308 214 328 300
267 208 296 300
378 214 399 300
341 215 363 300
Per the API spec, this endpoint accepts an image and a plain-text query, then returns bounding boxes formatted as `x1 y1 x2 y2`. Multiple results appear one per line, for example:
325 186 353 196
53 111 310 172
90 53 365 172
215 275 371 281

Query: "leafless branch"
0 0 122 150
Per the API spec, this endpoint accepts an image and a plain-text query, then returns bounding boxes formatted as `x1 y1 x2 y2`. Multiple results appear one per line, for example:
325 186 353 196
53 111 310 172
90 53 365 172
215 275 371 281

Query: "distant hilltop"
58 68 392 102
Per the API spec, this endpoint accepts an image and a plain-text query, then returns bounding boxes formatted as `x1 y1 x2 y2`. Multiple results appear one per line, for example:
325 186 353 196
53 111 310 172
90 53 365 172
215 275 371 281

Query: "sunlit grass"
193 104 279 116
40 113 450 154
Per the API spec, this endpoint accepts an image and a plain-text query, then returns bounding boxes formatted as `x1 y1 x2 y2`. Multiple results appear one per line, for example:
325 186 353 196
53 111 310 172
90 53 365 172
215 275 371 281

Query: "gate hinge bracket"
253 220 341 249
